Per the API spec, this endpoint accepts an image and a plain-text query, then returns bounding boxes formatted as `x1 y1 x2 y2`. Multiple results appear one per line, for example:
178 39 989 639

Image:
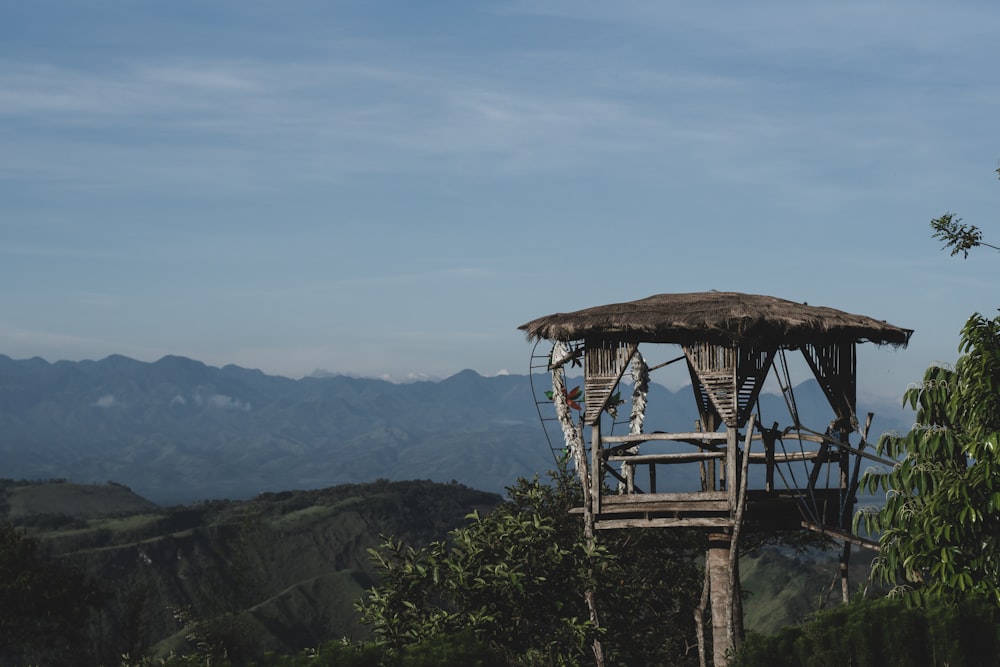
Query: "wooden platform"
575 488 850 531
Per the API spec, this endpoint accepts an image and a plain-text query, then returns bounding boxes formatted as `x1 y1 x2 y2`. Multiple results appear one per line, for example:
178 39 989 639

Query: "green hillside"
5 478 502 665
740 545 880 635
2 479 158 521
2 477 901 666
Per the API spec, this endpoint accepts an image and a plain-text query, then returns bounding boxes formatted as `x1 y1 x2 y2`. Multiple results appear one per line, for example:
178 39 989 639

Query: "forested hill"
0 354 913 505
3 477 503 664
3 477 876 666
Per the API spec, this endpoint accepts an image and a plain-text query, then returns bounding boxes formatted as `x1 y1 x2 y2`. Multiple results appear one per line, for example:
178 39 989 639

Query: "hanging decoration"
550 341 588 481
619 352 649 492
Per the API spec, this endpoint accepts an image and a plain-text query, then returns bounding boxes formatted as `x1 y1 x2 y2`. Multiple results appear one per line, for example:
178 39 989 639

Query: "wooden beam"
595 517 735 530
608 451 823 464
746 450 823 462
608 452 726 464
602 491 728 503
598 499 730 513
797 425 896 466
646 354 686 372
800 521 881 552
603 432 729 444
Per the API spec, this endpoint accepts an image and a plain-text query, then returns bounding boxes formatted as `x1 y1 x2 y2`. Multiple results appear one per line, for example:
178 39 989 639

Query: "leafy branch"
929 165 1000 258
930 213 1000 258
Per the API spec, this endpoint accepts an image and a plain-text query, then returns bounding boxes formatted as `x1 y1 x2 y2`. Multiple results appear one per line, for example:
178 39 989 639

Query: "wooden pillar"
763 421 778 492
726 427 738 510
708 531 736 666
585 418 605 667
590 419 603 518
840 543 852 604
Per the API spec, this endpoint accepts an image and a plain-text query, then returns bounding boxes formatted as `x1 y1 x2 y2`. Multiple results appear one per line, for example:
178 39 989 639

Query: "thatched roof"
519 292 912 348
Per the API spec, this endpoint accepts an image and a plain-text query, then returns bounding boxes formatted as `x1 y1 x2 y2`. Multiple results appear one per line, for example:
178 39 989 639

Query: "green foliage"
858 312 1000 605
123 630 501 666
930 213 993 258
929 166 999 258
359 474 596 664
359 472 703 666
0 520 104 665
732 595 1000 667
739 546 881 634
0 478 501 664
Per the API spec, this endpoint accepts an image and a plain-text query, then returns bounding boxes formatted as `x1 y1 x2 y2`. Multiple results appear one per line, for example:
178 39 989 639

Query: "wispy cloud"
193 389 251 412
93 394 119 408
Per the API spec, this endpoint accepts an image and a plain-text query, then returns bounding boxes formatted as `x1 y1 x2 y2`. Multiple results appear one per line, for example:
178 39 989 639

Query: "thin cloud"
193 390 251 412
93 394 119 408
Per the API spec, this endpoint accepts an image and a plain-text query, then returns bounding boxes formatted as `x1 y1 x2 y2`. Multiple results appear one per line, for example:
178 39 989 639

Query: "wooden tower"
520 292 911 667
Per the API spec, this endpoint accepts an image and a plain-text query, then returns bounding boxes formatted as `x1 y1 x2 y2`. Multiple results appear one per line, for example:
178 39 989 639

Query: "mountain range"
0 354 914 505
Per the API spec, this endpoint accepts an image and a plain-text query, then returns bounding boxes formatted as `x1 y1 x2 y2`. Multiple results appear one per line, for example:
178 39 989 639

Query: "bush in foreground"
733 595 1000 667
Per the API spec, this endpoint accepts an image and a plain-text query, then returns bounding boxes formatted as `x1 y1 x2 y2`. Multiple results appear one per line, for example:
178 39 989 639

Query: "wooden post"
708 531 735 667
591 420 603 518
764 421 778 492
697 419 708 492
840 543 852 604
840 413 873 605
726 427 738 511
695 561 711 667
586 418 605 667
727 416 754 650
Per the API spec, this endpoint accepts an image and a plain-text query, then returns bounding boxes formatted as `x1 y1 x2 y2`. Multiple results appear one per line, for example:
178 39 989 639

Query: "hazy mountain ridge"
0 355 546 504
0 354 913 505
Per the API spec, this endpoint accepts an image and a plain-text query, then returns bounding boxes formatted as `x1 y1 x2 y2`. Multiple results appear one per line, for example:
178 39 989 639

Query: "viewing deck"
575 488 848 531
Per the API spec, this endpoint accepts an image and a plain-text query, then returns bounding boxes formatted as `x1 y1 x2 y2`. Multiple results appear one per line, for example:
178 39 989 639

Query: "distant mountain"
0 354 913 505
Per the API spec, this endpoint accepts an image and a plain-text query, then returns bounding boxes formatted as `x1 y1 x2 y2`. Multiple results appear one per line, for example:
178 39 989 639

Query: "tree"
732 595 1000 667
0 521 104 665
860 168 1000 606
358 471 703 666
858 312 1000 605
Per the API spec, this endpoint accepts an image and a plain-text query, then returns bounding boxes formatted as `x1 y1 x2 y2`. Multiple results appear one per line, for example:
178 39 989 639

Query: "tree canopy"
0 521 103 665
358 472 704 666
859 311 1000 605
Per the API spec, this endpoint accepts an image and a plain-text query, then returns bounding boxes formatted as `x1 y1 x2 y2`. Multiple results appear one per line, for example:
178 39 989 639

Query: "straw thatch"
519 292 912 348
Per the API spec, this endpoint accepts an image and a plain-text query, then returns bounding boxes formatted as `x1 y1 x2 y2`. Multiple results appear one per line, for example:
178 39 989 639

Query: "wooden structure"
520 292 911 667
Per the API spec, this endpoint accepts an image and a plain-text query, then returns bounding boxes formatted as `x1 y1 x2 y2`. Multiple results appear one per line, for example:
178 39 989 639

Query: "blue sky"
2 1 997 400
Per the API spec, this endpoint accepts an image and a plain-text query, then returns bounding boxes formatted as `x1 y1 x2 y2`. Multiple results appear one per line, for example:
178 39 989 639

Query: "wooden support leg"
840 542 851 604
708 532 736 667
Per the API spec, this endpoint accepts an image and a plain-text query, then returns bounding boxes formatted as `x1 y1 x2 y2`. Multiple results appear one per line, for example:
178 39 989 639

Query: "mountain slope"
0 355 550 503
0 354 913 505
12 478 502 663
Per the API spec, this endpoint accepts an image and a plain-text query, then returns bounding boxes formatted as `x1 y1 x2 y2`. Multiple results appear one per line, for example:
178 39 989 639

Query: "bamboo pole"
727 415 755 653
